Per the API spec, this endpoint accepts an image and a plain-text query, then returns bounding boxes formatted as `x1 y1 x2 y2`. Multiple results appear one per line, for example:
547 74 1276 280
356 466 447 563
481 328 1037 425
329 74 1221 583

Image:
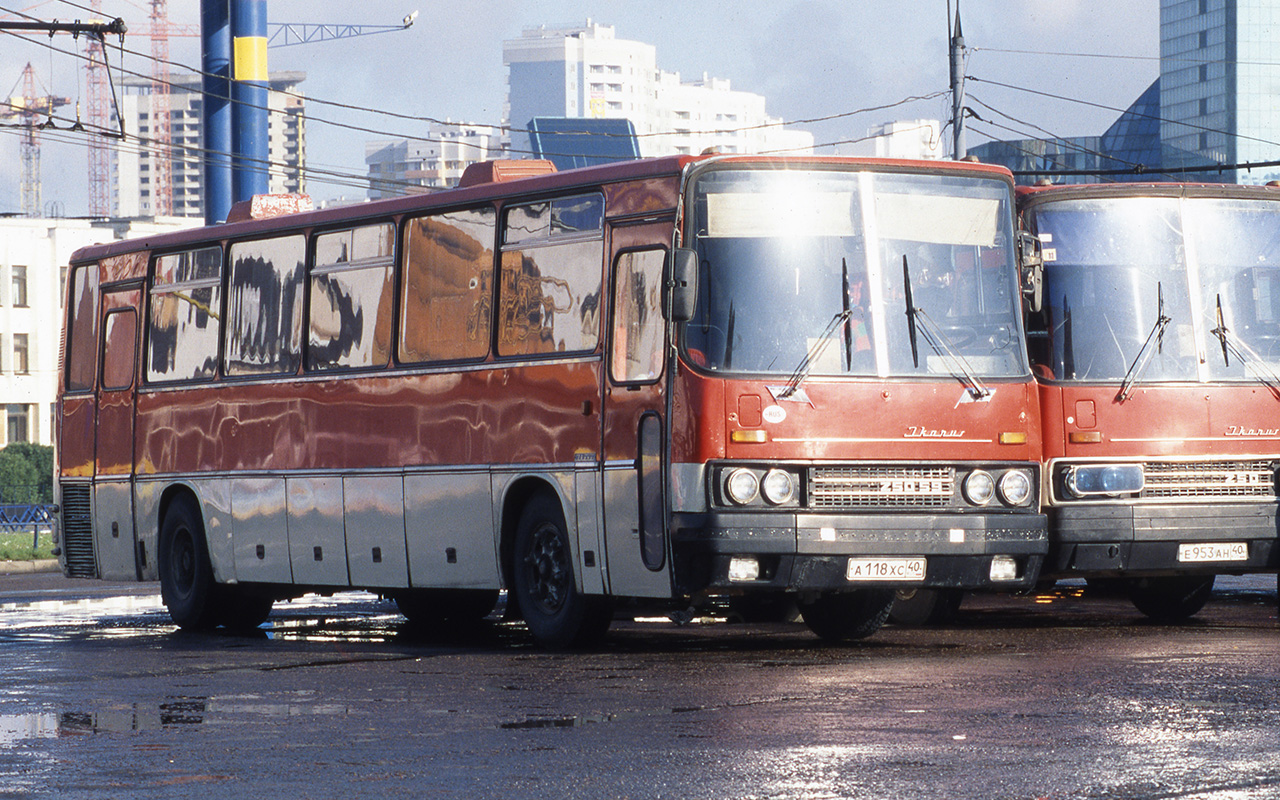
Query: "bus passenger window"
66 265 99 392
400 208 496 363
611 250 665 382
148 247 222 383
309 224 395 371
101 310 138 391
225 236 305 376
499 194 604 356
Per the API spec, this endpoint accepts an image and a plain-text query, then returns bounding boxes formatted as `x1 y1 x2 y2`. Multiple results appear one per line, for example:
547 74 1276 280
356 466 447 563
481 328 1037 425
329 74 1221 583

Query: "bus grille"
1142 460 1277 499
59 484 96 578
810 466 954 508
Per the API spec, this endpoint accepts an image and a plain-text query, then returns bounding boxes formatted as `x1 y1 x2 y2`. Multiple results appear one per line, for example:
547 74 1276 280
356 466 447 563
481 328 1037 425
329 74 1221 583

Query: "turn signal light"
731 430 769 443
1068 431 1103 444
999 431 1028 445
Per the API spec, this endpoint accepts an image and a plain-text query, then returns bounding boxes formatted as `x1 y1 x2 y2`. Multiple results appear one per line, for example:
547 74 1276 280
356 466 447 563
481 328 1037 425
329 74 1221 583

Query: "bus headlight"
963 470 995 506
725 468 760 505
761 469 796 505
998 469 1033 506
1064 464 1144 498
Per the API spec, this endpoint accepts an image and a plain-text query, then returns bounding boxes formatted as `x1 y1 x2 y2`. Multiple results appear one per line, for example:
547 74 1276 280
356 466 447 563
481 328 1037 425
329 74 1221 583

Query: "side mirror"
1018 230 1043 313
665 248 698 322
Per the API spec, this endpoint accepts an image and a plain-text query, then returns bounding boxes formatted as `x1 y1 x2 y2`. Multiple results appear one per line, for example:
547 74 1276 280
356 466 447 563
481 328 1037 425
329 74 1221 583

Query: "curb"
0 560 61 576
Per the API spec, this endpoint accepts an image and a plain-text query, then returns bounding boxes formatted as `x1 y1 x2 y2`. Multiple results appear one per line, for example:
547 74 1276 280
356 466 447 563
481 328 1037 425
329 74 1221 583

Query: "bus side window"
400 208 497 363
225 235 305 376
66 265 99 392
610 249 665 383
498 194 604 356
148 247 222 383
309 223 395 371
101 310 138 391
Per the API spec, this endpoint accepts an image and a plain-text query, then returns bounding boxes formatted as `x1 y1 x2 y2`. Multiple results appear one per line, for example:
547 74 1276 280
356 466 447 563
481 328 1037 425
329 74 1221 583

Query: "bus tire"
888 588 963 626
158 497 221 631
219 590 274 630
395 589 499 627
1128 575 1215 622
798 589 895 642
512 492 612 649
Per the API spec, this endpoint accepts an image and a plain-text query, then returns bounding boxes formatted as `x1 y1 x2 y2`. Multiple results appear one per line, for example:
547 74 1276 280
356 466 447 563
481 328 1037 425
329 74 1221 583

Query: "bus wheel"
395 589 499 627
888 588 963 626
158 497 220 631
512 492 611 649
1128 575 1215 622
798 589 895 642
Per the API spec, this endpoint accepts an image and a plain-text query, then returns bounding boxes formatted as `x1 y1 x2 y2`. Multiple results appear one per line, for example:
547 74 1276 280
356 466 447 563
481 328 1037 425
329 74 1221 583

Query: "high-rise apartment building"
113 72 307 218
364 125 499 200
503 21 813 159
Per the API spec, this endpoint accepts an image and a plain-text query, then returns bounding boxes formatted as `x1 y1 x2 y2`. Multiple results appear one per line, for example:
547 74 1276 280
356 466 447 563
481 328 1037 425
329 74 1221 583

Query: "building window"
1199 64 1208 82
6 404 31 444
13 334 29 374
10 266 26 307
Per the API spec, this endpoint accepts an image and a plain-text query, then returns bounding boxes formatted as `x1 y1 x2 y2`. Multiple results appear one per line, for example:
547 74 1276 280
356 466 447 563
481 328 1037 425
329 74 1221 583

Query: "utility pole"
949 3 966 160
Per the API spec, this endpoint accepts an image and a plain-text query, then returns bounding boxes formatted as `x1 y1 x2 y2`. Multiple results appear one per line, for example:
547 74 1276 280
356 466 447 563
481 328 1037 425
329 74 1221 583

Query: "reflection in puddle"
0 594 166 630
0 699 206 745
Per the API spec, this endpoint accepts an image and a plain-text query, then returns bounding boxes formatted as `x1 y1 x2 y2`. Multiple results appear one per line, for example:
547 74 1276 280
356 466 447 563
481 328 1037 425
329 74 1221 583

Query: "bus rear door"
94 285 143 580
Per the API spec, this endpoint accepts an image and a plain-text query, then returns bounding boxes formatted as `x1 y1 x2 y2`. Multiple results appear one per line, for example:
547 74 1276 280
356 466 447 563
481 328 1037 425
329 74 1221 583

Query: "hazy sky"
1 0 1159 214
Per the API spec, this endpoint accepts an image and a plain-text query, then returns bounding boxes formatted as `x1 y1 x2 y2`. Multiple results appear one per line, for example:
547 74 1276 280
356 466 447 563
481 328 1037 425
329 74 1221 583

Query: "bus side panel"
230 478 292 584
286 476 349 587
404 470 499 590
602 465 670 598
573 468 607 596
344 476 408 588
93 479 137 580
59 397 95 478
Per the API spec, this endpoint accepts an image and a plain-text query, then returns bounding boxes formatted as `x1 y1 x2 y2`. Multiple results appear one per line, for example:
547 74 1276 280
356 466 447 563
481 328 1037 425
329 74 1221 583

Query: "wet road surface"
0 572 1275 799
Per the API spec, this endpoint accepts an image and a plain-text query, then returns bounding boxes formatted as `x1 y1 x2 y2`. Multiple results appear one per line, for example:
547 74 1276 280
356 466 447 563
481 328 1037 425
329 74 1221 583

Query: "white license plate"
846 557 926 581
1177 542 1248 563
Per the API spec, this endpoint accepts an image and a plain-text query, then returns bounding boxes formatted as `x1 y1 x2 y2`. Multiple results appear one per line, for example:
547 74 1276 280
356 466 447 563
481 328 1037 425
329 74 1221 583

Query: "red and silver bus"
1019 183 1280 618
55 154 1046 647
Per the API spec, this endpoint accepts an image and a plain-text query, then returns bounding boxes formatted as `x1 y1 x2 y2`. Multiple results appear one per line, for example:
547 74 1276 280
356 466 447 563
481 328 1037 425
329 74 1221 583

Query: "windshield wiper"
902 255 990 400
841 258 854 372
1210 293 1280 398
1116 282 1171 402
777 307 850 400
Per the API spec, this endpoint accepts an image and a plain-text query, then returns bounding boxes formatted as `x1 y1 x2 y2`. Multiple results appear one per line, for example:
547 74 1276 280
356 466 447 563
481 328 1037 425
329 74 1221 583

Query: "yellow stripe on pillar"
233 36 269 81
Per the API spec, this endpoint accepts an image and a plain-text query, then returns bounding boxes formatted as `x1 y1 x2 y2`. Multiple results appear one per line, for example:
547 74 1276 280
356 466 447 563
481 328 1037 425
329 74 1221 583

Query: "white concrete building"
503 21 813 159
114 72 306 218
871 120 945 160
0 216 198 446
365 125 499 199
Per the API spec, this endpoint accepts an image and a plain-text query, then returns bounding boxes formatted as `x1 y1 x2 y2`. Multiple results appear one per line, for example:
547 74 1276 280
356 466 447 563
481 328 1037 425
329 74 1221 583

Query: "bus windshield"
1029 195 1280 384
683 168 1026 379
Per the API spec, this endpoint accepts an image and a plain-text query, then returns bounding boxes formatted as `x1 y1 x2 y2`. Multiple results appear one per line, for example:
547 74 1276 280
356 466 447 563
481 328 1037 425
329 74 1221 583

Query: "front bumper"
671 510 1047 595
1045 503 1280 578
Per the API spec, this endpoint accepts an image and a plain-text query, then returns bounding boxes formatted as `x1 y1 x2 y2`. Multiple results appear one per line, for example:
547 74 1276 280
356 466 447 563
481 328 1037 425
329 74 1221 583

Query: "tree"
0 444 53 504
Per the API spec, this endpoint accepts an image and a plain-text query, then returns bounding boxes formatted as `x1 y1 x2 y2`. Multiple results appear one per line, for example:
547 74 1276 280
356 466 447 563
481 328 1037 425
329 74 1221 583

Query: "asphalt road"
0 571 1275 800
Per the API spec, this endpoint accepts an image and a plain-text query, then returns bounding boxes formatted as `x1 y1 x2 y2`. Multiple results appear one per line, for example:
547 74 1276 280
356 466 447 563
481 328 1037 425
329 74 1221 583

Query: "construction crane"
1 64 72 216
85 3 418 216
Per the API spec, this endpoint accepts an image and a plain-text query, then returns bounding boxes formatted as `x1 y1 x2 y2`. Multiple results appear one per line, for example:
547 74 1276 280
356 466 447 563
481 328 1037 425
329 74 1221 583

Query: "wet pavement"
0 572 1275 799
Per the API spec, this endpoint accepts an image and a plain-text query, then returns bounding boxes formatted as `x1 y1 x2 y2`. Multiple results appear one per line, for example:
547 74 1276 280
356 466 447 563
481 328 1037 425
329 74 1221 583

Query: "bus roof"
1017 181 1280 208
70 154 1015 265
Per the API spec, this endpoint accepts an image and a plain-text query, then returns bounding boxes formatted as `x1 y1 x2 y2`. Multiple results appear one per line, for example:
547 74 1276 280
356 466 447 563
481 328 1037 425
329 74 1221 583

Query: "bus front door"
94 287 142 580
600 244 673 599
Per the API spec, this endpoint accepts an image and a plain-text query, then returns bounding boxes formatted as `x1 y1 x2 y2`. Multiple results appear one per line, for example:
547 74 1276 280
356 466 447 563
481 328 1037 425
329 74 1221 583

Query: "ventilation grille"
59 484 96 578
810 466 954 508
1142 460 1276 499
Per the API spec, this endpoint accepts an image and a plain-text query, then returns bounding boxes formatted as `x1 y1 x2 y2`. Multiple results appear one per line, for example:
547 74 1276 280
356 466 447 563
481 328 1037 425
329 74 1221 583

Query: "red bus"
55 154 1046 647
1019 183 1280 618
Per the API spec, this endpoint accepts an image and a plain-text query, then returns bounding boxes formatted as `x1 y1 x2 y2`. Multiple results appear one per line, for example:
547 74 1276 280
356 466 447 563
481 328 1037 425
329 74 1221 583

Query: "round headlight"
964 470 995 505
761 469 796 505
998 470 1033 506
725 468 760 505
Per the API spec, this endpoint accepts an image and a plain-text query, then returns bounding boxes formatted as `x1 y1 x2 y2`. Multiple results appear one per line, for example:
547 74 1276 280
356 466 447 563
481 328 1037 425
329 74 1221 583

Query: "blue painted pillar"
231 0 269 203
200 0 232 223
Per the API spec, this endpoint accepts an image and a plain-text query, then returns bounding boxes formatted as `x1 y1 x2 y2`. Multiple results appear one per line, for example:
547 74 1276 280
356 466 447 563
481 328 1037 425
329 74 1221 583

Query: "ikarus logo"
1225 426 1280 437
905 426 966 439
